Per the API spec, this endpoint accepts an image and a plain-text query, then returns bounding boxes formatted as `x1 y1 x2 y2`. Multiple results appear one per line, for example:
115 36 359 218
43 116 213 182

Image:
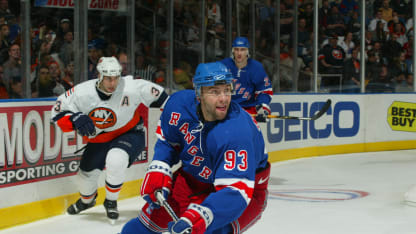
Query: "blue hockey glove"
140 160 172 208
255 103 271 122
168 218 192 234
70 112 96 136
168 203 213 234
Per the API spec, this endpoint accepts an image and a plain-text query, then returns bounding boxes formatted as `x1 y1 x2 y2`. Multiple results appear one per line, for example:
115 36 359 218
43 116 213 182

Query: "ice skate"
67 196 97 215
404 185 416 206
104 199 119 224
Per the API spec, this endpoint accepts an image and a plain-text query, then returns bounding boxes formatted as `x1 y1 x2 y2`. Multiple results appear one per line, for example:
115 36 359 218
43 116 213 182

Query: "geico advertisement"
388 101 416 132
265 100 360 143
0 103 148 188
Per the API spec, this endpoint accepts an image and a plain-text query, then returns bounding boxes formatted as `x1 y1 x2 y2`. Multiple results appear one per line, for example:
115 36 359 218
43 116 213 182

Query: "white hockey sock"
77 169 100 203
105 148 129 201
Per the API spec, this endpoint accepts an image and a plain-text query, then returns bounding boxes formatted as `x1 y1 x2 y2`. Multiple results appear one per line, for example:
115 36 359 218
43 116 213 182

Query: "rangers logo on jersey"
89 107 117 129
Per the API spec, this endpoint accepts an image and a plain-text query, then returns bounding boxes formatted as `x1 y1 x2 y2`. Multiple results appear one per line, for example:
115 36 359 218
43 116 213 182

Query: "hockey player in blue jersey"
121 62 270 234
220 36 273 122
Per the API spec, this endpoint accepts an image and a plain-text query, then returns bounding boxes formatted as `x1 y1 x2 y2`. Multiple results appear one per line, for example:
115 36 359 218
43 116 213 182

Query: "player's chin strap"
96 80 114 96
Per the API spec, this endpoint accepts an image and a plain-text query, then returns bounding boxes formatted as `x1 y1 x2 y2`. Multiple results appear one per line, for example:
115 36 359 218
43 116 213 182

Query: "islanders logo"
89 107 117 129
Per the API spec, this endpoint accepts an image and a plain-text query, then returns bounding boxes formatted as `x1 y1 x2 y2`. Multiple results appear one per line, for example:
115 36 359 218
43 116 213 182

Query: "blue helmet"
232 37 250 48
193 62 233 96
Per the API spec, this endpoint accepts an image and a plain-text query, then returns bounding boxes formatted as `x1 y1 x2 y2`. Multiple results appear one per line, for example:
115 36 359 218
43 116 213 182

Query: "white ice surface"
2 149 416 234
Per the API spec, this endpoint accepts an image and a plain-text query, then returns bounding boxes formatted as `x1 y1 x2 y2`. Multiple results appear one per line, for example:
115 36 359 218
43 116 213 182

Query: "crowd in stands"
0 0 414 100
272 0 415 92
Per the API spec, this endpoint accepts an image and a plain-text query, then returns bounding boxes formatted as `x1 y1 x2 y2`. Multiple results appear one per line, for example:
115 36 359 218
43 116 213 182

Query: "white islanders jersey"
51 75 166 143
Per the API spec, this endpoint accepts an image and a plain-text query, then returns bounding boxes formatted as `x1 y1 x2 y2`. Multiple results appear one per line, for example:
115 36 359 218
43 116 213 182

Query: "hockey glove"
140 160 173 208
255 103 271 122
168 203 213 234
70 112 96 136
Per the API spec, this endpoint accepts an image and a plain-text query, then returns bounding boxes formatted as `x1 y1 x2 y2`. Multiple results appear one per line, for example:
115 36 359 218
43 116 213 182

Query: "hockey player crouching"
121 62 271 233
51 57 168 223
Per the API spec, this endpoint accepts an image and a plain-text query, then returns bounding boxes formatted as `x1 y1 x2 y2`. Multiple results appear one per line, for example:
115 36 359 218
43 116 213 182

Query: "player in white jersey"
50 57 168 223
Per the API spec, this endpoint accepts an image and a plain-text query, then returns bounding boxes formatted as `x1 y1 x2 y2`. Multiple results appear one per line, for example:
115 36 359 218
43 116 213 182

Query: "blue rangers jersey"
220 57 273 112
154 89 268 231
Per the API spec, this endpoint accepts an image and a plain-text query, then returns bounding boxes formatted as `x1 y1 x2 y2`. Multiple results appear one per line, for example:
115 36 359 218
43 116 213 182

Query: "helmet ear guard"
193 62 234 97
231 36 250 59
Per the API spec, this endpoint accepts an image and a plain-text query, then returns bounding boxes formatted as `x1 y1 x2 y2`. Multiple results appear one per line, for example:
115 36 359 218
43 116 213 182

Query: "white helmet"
96 57 122 81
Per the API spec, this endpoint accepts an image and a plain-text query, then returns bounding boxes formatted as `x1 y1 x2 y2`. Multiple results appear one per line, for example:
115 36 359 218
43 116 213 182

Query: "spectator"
0 64 8 98
394 73 413 92
387 11 406 32
392 71 407 90
299 3 314 30
371 20 388 43
339 0 359 17
368 10 389 32
405 17 413 32
5 14 20 44
206 22 225 60
8 75 22 99
173 61 193 90
58 31 74 66
206 0 221 24
326 4 346 36
57 18 72 42
0 0 11 16
3 43 21 92
338 31 355 59
403 34 413 60
390 0 408 19
48 61 65 96
318 33 346 89
117 51 129 76
319 0 331 34
87 42 101 80
389 51 409 78
37 65 54 97
279 2 294 42
378 0 393 22
381 33 402 64
377 64 394 84
279 45 306 91
343 47 361 87
61 61 74 90
346 11 361 37
389 22 407 46
134 53 156 81
153 69 166 87
0 23 10 63
366 49 382 83
296 18 310 46
372 41 383 63
258 0 275 22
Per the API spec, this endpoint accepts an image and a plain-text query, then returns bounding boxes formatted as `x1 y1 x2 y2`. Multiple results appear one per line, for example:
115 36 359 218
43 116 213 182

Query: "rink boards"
1 93 416 229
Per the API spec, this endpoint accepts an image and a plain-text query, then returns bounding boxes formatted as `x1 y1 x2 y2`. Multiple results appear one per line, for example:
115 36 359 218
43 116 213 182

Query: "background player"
121 61 270 233
51 57 168 223
220 36 273 122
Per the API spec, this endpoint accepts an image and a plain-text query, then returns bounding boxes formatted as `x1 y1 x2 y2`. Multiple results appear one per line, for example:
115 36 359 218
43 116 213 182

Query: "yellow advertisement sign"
387 101 416 132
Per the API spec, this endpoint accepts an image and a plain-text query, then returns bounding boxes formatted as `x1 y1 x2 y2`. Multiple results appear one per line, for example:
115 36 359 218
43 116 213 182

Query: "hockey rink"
2 149 416 234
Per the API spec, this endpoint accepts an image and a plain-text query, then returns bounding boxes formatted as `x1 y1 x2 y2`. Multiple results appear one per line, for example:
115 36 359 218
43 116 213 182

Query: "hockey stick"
155 190 191 234
253 99 332 121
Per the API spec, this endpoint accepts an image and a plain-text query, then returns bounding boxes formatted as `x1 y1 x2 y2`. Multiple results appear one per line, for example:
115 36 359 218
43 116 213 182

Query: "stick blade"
310 99 331 120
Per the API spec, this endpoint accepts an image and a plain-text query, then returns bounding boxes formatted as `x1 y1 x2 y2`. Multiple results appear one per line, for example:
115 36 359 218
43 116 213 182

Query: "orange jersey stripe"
56 115 74 132
105 184 121 193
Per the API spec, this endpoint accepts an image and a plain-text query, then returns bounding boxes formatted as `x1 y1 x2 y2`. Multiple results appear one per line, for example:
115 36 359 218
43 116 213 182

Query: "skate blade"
109 219 116 225
404 200 416 207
